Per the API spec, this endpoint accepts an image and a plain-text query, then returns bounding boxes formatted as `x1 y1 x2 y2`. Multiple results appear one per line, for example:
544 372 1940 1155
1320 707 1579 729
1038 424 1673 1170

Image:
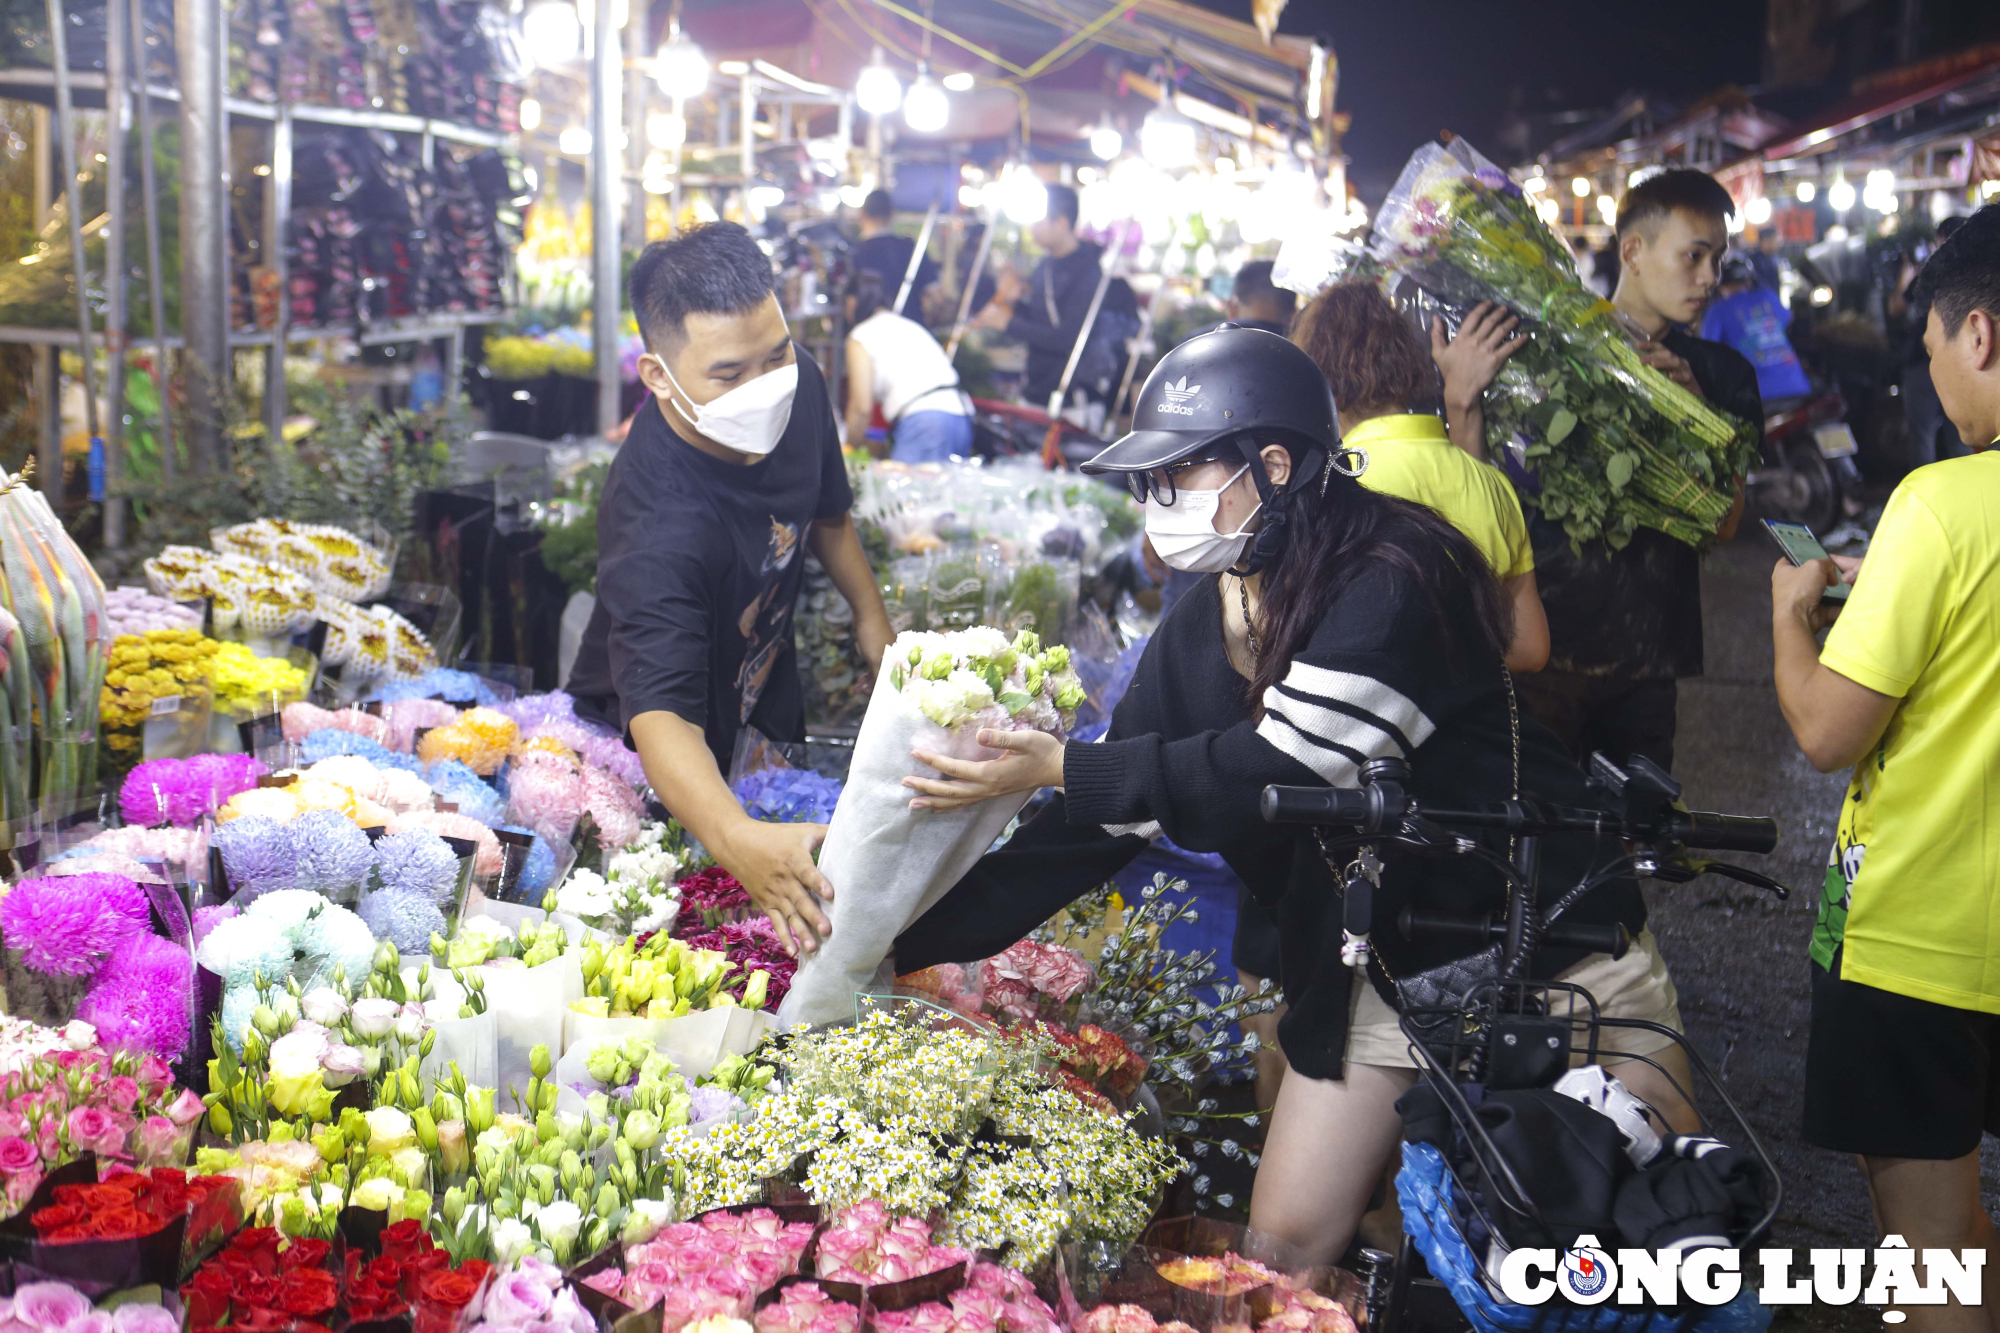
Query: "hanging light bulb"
647 110 685 149
1000 163 1047 225
518 97 542 131
652 26 707 100
1746 196 1773 225
558 125 592 156
1796 180 1816 203
1139 93 1196 170
1089 113 1122 162
942 70 974 92
521 0 581 66
1570 176 1591 198
1827 174 1855 212
903 64 948 132
856 46 902 116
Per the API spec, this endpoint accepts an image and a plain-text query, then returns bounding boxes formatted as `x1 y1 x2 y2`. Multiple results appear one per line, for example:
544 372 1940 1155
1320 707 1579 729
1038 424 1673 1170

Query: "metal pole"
45 0 102 460
1041 218 1133 467
625 1 647 247
739 67 754 207
265 106 291 449
1113 219 1176 421
31 107 58 500
591 0 622 433
176 0 227 473
944 209 995 358
103 0 127 548
893 201 936 316
129 0 174 483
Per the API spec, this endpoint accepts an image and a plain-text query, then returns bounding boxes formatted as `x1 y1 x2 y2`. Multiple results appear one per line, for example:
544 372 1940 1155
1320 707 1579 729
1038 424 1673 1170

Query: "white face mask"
656 351 799 457
1143 463 1264 573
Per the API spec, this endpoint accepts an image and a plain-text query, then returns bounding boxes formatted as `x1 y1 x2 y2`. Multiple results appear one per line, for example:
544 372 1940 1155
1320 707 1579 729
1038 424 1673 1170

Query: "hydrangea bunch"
885 630 1083 734
732 768 844 825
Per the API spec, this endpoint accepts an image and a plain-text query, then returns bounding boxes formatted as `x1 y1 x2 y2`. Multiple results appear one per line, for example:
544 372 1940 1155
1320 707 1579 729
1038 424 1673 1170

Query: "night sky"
1195 0 1769 194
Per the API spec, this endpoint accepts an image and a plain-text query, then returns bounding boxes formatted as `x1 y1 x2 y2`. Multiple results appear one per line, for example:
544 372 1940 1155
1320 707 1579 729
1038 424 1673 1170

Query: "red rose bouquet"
19 1166 240 1282
182 1221 493 1333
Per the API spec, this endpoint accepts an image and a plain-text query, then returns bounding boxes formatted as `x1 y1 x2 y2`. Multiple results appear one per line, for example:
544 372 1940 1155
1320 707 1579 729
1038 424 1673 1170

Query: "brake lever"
1638 851 1790 900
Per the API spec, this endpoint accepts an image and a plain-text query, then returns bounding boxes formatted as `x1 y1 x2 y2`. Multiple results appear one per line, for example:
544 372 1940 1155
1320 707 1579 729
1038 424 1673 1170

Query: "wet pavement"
1658 533 1999 1329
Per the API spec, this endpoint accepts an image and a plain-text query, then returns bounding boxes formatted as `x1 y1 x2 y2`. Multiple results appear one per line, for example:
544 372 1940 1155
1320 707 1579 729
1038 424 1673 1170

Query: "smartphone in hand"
1762 519 1851 603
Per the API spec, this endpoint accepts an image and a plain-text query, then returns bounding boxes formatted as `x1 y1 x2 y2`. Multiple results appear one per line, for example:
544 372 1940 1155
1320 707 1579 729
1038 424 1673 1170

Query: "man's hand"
857 612 896 687
715 818 833 956
1638 339 1702 395
1771 556 1856 634
1433 303 1525 410
972 300 1014 332
905 729 1065 811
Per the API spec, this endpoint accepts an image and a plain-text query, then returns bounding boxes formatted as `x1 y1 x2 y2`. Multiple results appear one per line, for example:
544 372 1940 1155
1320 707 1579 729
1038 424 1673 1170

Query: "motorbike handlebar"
1260 784 1777 855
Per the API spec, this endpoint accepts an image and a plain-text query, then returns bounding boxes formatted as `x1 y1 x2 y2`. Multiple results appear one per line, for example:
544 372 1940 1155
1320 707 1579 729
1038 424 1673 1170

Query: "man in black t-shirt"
1512 170 1761 773
568 222 895 954
852 190 939 321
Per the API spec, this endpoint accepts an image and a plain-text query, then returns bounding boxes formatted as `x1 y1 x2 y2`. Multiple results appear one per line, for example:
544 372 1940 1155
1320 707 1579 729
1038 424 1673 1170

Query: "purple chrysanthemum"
358 887 448 953
193 904 239 949
290 809 375 894
0 874 151 976
183 752 266 814
373 828 461 902
497 690 577 729
213 815 295 891
577 730 647 787
119 759 188 828
689 1084 745 1124
76 933 193 1060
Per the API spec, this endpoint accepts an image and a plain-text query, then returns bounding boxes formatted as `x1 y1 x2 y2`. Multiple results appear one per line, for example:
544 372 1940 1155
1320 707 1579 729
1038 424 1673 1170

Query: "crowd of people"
567 168 2000 1327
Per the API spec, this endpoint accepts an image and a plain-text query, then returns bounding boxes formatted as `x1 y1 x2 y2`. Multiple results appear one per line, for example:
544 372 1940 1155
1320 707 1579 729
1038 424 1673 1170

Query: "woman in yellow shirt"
1291 281 1548 672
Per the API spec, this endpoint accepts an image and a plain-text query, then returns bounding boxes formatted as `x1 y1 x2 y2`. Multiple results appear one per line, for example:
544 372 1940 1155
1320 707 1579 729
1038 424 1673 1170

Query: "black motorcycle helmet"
1082 324 1346 574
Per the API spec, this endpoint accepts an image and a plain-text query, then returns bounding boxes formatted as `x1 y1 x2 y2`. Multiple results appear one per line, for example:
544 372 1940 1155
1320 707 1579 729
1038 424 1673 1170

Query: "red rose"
278 1269 340 1317
30 1204 85 1235
231 1226 284 1276
180 1271 233 1328
231 1274 284 1311
455 1260 493 1289
294 1322 334 1333
281 1238 334 1272
344 1280 407 1324
399 1250 449 1302
417 1269 483 1310
90 1205 151 1240
231 1306 294 1332
381 1218 429 1261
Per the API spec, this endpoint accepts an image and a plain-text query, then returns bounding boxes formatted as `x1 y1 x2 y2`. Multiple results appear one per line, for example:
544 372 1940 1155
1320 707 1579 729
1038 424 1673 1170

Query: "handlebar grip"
1261 785 1372 826
1672 811 1780 854
1540 920 1630 959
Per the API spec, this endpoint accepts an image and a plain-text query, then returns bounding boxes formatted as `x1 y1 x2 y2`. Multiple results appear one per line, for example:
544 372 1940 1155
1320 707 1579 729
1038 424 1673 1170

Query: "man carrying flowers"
568 222 895 956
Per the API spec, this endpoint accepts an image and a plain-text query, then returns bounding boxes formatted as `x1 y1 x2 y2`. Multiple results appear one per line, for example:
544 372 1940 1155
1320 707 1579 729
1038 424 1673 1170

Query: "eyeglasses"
1122 455 1235 505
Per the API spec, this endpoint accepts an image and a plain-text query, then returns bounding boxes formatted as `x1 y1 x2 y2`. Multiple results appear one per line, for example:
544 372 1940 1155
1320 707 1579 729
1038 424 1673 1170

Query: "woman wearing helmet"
890 326 1688 1266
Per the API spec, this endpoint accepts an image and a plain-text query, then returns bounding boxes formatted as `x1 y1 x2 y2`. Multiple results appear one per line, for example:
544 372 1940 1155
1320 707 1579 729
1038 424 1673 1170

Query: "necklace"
1236 575 1261 660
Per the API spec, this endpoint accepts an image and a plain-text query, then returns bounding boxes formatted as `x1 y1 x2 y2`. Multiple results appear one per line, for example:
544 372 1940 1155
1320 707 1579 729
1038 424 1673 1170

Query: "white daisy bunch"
782 1008 1000 1137
945 1151 1071 1266
885 628 1084 735
988 1080 1179 1244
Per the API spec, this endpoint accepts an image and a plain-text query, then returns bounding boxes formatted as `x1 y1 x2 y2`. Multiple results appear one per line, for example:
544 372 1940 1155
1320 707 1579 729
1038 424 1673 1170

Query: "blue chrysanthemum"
213 815 296 891
196 913 294 991
498 823 558 898
219 984 261 1053
290 809 375 894
373 667 498 706
291 901 378 988
359 887 448 954
373 828 462 903
300 729 422 772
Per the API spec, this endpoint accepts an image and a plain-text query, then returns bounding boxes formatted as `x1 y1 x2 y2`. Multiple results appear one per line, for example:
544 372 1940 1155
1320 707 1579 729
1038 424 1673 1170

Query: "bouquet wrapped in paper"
1365 136 1759 551
780 629 1082 1027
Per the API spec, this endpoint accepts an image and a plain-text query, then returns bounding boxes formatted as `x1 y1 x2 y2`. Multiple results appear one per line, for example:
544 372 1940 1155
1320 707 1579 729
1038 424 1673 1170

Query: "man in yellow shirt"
1773 205 2000 1331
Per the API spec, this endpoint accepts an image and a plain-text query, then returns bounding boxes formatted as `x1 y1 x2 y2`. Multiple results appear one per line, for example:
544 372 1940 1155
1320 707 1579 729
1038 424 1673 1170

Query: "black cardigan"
894 566 1643 1080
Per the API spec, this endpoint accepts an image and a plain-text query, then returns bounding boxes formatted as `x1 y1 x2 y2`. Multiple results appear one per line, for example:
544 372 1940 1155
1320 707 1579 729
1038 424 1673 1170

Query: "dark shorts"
1804 950 2000 1160
1513 671 1678 773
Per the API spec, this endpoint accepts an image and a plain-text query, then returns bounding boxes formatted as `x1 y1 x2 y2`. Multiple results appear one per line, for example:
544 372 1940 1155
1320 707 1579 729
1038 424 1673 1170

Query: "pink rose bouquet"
811 1205 968 1288
871 1266 1061 1333
0 1034 197 1216
753 1284 859 1333
281 701 393 748
581 1209 815 1325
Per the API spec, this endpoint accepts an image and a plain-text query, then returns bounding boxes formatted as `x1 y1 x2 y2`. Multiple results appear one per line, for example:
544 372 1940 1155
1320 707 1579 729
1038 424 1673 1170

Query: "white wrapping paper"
485 951 584 1108
779 681 1034 1028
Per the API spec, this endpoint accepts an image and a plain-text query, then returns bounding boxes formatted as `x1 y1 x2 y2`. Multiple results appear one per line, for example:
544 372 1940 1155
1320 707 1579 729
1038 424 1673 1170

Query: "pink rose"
59 1312 114 1333
108 1308 175 1333
5 1168 43 1209
579 1271 626 1297
13 1283 91 1333
135 1055 171 1090
0 1135 41 1174
739 1249 787 1288
64 1106 129 1157
163 1088 206 1127
103 1077 140 1114
701 1269 751 1301
874 1256 913 1285
34 1118 58 1159
133 1116 185 1167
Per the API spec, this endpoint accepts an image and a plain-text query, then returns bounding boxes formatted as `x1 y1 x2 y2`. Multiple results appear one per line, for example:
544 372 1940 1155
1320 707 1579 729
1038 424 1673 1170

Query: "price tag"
256 773 299 790
149 694 182 717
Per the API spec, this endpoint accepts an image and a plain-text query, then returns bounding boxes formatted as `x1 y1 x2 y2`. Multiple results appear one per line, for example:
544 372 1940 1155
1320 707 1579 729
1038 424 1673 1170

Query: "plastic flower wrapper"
383 696 461 752
282 700 394 748
390 809 504 879
782 629 1081 1026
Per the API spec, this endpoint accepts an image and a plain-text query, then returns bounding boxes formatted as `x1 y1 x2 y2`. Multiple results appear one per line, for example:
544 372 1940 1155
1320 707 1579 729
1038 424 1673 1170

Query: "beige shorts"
1343 927 1684 1069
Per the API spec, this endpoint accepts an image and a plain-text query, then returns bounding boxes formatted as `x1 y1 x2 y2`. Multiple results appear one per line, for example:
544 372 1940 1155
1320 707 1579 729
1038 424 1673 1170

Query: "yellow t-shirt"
1814 452 2000 1009
1347 413 1534 579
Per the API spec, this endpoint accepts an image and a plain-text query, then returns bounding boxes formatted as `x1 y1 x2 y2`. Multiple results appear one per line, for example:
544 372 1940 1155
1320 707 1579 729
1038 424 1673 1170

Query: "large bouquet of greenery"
1370 138 1759 551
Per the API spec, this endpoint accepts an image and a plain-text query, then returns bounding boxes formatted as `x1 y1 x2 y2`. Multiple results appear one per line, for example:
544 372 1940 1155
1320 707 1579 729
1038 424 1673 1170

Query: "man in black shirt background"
568 222 895 954
852 189 939 321
973 183 1137 409
1512 170 1760 773
1226 260 1297 336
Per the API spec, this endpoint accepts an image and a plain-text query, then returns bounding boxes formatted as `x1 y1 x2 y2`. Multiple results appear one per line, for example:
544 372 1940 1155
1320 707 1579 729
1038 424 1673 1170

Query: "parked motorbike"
1747 389 1861 534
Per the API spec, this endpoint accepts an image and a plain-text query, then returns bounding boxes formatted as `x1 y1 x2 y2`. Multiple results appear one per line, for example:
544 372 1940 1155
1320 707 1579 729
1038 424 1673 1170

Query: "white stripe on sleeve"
1100 820 1163 841
1263 689 1410 764
1255 713 1363 788
1275 661 1435 748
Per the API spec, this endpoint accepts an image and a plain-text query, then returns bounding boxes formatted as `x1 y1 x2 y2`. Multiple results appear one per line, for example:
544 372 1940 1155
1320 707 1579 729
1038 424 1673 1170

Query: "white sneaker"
1552 1066 1663 1167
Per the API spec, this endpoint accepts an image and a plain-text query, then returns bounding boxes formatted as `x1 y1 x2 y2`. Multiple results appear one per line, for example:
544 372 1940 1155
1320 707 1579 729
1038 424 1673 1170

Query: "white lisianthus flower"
911 668 997 730
534 1199 583 1248
958 625 1011 662
490 1216 536 1265
300 987 349 1026
555 869 614 919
